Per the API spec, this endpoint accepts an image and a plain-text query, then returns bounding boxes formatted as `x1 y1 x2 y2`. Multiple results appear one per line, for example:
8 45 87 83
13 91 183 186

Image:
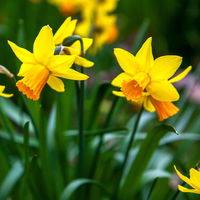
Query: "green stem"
170 190 180 200
0 102 22 156
77 38 85 178
12 77 38 138
146 177 158 200
87 96 118 200
89 96 118 178
114 108 143 200
78 67 85 177
170 180 186 200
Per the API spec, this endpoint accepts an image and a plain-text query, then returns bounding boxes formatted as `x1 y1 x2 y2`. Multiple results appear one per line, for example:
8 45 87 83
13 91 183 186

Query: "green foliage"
0 0 199 200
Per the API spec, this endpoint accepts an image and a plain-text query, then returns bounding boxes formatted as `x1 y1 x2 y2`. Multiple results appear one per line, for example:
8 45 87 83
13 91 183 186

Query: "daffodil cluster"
8 17 93 101
76 0 119 52
112 37 192 121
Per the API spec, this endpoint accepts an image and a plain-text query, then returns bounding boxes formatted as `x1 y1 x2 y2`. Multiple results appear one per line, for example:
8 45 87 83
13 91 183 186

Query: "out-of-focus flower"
174 165 200 194
8 25 88 101
111 37 192 121
48 0 84 15
0 85 13 98
54 17 94 67
76 0 119 52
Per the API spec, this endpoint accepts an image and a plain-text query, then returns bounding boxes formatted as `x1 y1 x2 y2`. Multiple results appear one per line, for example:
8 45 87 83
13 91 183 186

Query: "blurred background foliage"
0 0 200 200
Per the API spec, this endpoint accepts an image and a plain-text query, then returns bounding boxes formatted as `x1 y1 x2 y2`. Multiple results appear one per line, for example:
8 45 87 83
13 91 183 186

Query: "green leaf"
60 179 112 200
86 82 111 129
47 104 57 152
0 131 38 147
119 124 177 199
132 19 150 54
64 128 127 137
160 133 200 145
0 161 24 200
141 169 172 185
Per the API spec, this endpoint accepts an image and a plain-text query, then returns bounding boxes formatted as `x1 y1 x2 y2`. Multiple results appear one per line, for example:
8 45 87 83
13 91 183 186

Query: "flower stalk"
113 108 143 200
89 96 118 178
76 37 85 177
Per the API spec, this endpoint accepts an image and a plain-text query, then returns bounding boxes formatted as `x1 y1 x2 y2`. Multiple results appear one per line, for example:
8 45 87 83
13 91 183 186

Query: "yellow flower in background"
48 0 84 15
0 85 13 98
112 37 192 121
94 13 118 49
76 0 119 52
8 25 88 101
174 166 200 194
54 17 94 67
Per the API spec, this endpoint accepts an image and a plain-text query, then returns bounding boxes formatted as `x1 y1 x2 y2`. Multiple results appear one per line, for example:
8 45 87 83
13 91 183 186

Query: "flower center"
16 65 49 101
121 72 150 101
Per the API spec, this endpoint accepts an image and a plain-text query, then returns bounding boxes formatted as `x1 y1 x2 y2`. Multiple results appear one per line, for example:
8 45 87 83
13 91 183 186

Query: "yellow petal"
52 68 89 80
147 80 179 101
54 17 77 45
111 72 132 87
135 37 154 73
0 85 13 98
47 75 64 92
8 41 35 63
174 166 197 189
71 38 93 53
0 93 13 98
64 47 79 55
33 25 54 65
112 91 125 97
189 168 200 189
114 48 140 75
150 56 182 80
178 185 200 194
144 97 155 112
18 63 35 76
75 56 94 67
0 85 5 93
48 55 75 72
170 66 192 83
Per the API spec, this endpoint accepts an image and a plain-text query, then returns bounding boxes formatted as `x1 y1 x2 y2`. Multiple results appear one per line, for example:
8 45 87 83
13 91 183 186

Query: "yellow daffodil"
174 166 200 194
111 37 192 121
0 85 13 98
8 25 88 101
54 17 94 67
94 13 118 50
76 0 118 52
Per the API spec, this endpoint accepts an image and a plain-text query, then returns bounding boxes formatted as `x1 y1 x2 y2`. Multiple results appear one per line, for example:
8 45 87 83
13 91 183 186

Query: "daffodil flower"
54 17 94 67
112 37 192 121
8 25 88 101
76 0 118 52
174 166 200 194
0 85 13 98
